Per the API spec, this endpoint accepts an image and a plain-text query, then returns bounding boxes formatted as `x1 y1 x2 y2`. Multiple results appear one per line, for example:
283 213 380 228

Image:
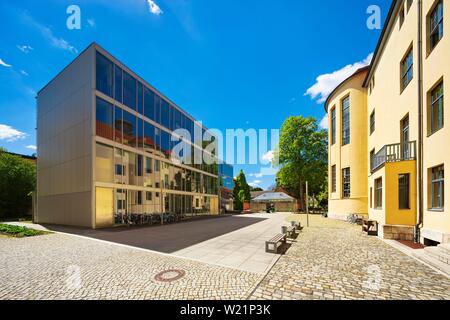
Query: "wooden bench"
362 219 378 236
265 234 287 254
282 226 296 239
291 221 302 231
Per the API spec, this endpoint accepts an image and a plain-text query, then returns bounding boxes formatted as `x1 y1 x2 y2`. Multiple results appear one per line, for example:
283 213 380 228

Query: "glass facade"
219 163 234 190
95 51 219 225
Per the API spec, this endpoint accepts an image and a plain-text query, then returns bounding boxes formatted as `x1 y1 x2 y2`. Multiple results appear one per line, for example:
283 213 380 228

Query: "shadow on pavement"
44 215 267 253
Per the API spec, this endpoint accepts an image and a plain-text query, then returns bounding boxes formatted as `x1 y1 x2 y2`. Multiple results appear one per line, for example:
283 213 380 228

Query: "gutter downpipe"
416 0 424 243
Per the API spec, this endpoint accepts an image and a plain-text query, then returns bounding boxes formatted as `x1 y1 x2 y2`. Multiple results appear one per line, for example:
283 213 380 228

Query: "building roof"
250 191 270 199
324 66 370 112
252 192 295 203
363 0 401 87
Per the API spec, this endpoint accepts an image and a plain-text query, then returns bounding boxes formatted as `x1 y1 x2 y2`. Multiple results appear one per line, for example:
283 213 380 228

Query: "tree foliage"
233 170 251 211
0 149 36 219
274 116 328 209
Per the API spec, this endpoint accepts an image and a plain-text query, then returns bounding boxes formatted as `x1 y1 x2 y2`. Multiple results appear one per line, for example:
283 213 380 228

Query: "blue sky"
0 0 389 190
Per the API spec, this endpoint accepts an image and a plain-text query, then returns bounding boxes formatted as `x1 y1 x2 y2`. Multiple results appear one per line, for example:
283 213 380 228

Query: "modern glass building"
35 43 219 228
219 163 234 191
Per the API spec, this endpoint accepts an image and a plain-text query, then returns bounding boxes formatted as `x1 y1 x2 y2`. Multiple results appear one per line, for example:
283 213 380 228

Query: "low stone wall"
382 225 414 241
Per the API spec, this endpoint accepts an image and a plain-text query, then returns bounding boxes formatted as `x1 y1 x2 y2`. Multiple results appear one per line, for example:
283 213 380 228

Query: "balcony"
371 141 417 173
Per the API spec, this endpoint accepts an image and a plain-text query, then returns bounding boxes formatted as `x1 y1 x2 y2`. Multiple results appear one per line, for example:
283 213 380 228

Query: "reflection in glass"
96 97 113 140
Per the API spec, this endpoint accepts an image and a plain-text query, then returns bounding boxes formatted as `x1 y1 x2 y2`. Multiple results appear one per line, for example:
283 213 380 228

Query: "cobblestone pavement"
0 234 262 300
250 215 450 300
2 215 450 300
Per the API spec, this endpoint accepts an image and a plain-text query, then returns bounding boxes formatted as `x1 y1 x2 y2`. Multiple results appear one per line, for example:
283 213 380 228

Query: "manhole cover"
154 269 186 283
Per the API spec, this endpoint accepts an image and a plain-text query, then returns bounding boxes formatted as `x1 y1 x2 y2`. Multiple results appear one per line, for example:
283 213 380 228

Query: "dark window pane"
114 65 122 103
123 110 136 147
161 100 170 129
144 122 155 153
123 71 136 110
399 174 410 209
138 82 144 115
161 130 171 159
331 108 336 144
154 95 161 124
114 106 123 144
144 87 155 121
154 127 161 152
342 97 350 145
375 178 383 209
342 168 350 198
137 118 144 149
96 52 113 97
431 165 445 209
96 97 113 140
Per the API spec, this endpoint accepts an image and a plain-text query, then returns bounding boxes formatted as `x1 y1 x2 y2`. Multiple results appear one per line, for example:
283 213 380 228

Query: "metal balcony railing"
371 141 417 172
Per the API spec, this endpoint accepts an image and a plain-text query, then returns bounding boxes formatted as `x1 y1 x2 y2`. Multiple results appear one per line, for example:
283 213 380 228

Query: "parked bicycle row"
114 212 186 226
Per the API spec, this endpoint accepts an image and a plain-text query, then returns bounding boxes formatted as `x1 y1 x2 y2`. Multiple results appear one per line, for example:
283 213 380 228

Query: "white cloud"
261 150 274 163
26 145 37 151
0 58 12 68
20 70 29 76
17 45 34 54
305 53 373 104
249 180 262 188
23 13 78 54
147 0 163 15
319 114 329 130
249 173 264 178
0 124 27 142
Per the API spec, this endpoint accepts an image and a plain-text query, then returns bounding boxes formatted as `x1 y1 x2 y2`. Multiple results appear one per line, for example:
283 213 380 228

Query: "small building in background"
250 192 296 213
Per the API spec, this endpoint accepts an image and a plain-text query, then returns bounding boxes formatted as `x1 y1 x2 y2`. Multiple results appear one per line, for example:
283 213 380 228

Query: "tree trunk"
299 180 304 212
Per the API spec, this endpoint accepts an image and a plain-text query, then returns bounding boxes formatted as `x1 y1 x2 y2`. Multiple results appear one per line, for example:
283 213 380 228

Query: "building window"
331 107 336 145
115 164 124 176
331 165 336 193
429 0 444 52
122 110 137 148
146 192 152 201
431 165 444 209
96 52 113 97
114 65 122 103
342 168 350 198
430 81 444 134
123 71 137 110
138 82 144 115
144 87 155 121
370 110 375 135
407 0 413 13
401 47 413 91
399 7 405 28
342 96 350 145
370 149 375 171
375 178 383 209
96 97 114 140
399 174 410 209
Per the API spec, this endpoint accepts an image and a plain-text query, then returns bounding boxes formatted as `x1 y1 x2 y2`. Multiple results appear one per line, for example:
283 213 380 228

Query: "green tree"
233 170 251 211
274 116 328 211
0 148 36 219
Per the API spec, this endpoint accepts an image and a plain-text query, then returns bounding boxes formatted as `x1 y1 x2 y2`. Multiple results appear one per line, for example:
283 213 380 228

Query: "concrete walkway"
173 213 292 274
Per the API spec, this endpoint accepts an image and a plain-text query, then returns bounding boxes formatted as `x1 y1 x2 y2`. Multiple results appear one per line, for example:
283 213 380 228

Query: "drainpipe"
415 0 424 243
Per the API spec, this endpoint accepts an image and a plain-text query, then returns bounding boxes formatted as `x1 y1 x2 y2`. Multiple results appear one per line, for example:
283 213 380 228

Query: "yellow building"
327 0 449 244
326 67 369 221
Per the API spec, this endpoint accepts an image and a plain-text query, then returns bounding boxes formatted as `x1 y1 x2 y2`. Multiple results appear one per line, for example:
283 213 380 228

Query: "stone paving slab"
0 234 262 300
250 215 450 300
173 213 290 274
